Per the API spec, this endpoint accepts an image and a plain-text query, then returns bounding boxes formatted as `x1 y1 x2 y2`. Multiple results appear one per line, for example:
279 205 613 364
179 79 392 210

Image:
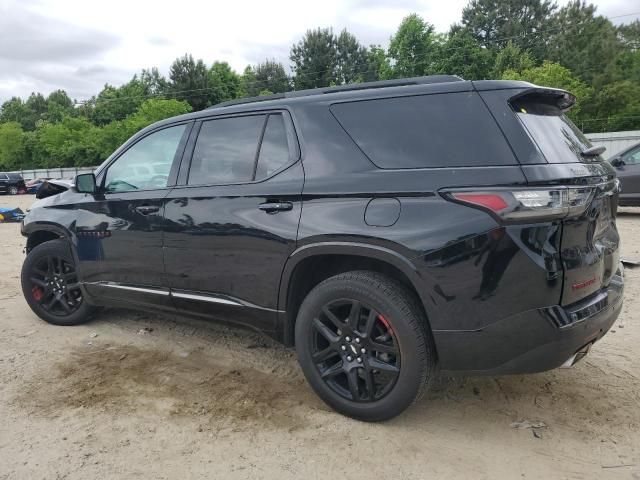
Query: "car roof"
144 76 536 130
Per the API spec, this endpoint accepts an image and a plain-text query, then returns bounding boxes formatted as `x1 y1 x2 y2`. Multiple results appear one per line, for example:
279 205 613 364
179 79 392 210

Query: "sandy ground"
0 194 639 480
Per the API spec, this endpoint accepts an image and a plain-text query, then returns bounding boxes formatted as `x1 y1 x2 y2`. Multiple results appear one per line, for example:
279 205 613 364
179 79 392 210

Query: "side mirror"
75 173 97 193
610 158 624 167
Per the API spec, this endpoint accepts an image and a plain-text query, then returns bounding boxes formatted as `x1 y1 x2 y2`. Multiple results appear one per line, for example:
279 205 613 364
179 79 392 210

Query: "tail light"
445 186 595 223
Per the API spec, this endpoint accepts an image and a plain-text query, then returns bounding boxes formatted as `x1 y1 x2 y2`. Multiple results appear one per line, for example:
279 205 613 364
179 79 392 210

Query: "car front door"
78 122 192 307
163 112 303 332
615 145 640 203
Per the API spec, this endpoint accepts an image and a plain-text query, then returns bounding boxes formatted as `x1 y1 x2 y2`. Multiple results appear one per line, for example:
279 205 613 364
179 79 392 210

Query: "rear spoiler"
509 87 576 113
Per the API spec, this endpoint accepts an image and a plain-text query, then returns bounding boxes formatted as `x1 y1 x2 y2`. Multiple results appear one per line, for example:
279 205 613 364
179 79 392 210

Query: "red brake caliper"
377 314 394 335
32 285 43 301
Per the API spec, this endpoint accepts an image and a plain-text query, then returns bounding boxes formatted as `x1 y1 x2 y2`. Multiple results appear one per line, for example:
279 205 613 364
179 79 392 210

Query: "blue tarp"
0 207 24 222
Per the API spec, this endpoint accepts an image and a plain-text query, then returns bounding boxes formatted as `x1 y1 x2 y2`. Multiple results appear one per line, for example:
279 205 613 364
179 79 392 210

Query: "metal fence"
585 130 640 158
9 166 97 181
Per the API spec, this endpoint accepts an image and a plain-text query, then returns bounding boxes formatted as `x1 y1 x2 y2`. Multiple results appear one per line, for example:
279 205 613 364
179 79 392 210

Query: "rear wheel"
8 186 18 195
21 239 94 326
295 271 435 421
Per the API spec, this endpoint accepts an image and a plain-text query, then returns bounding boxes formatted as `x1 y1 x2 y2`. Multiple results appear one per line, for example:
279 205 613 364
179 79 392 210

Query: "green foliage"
336 29 370 83
89 77 148 126
435 29 493 79
546 1 621 86
0 122 27 169
290 28 339 89
388 14 438 77
583 81 640 132
168 54 211 110
459 0 557 60
492 41 535 77
503 61 593 122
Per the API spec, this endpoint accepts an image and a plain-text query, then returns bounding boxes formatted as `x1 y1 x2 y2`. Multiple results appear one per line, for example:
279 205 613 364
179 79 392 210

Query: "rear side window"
255 114 290 180
189 115 264 185
331 92 516 169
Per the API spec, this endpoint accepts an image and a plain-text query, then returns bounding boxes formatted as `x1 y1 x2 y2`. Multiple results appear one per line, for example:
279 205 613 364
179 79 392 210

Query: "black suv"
20 76 623 421
0 172 26 195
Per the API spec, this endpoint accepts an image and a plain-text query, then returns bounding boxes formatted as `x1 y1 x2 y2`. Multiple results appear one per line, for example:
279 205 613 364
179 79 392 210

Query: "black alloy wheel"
21 239 95 326
311 299 401 402
295 271 435 421
29 254 82 316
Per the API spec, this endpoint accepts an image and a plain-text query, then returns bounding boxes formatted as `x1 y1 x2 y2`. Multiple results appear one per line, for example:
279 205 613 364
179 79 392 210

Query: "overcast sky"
0 0 638 103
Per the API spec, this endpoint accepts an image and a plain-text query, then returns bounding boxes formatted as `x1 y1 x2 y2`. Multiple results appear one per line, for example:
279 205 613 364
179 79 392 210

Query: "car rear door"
78 122 192 307
0 174 8 193
163 111 303 332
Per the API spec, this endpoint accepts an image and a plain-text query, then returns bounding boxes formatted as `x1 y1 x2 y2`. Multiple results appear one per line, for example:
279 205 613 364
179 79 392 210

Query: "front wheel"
295 271 436 421
21 239 95 326
8 186 18 195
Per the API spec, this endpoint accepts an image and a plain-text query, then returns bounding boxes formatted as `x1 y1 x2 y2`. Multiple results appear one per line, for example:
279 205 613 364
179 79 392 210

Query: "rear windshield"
514 100 594 164
330 92 517 169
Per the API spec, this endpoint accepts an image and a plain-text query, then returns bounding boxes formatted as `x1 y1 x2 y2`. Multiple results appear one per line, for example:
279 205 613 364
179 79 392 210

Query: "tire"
21 239 95 326
295 271 436 421
8 186 18 195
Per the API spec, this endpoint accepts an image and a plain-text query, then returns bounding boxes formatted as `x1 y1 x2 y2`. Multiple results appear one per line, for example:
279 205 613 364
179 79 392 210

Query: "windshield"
515 102 596 164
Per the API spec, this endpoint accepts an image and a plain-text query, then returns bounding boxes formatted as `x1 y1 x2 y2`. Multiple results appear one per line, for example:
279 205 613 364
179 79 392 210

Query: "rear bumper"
435 271 624 375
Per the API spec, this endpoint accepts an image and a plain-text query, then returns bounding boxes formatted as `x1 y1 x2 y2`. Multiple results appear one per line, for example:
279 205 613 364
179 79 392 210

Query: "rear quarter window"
330 92 516 169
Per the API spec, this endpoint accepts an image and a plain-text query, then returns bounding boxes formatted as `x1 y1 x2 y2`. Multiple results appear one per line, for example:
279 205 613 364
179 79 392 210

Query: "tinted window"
623 146 640 165
189 115 265 185
255 114 290 179
105 124 187 193
330 92 516 169
516 107 592 164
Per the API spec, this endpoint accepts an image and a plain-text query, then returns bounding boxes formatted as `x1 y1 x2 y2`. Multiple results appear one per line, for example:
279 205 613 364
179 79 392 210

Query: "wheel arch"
24 223 73 253
278 242 437 346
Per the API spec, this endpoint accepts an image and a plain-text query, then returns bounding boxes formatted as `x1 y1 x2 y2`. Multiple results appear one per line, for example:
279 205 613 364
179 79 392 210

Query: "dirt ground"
0 194 639 480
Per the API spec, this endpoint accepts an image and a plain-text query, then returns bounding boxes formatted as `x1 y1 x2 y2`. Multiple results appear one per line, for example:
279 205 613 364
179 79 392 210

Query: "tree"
388 14 438 77
460 0 557 61
208 61 241 105
503 61 593 122
90 77 148 126
435 29 493 79
492 41 535 77
0 122 27 169
140 67 168 96
45 90 75 123
168 54 211 110
547 1 622 85
336 29 369 83
0 98 30 130
290 28 338 89
366 45 393 81
583 81 640 132
252 60 290 94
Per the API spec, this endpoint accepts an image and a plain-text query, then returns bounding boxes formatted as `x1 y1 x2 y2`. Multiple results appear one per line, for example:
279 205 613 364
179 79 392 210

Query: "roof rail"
212 75 463 109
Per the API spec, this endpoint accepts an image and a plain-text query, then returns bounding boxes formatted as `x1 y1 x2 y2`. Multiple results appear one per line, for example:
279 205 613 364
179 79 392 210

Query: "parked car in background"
0 172 26 195
20 76 623 421
609 142 640 206
25 178 50 194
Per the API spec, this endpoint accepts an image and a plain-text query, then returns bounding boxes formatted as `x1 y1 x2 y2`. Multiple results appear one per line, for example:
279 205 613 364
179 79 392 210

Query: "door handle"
258 202 293 213
135 205 160 215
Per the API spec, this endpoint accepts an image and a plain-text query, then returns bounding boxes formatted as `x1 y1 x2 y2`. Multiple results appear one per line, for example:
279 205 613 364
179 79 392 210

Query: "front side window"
105 124 187 193
188 116 265 185
623 146 640 165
